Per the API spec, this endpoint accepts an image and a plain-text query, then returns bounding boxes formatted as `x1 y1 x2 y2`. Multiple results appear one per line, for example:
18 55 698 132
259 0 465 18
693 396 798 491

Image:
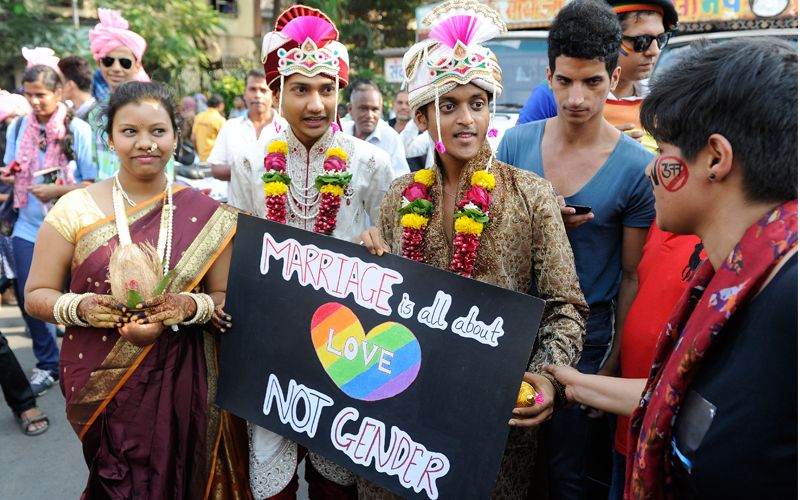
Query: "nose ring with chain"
147 143 158 153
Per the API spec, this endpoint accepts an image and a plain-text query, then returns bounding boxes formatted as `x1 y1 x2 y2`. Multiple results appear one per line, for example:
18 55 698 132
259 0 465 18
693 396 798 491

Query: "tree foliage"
97 0 227 83
0 0 70 70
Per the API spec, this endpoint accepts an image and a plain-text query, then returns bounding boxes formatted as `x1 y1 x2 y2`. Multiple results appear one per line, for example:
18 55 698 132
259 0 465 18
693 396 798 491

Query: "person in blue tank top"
497 1 655 499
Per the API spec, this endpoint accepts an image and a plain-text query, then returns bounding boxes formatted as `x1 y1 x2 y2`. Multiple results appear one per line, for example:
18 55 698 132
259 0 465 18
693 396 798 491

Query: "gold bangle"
179 292 205 325
68 293 94 328
53 293 74 325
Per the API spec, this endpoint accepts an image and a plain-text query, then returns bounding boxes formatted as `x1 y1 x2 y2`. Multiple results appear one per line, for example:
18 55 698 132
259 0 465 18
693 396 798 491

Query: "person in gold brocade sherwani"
357 1 589 498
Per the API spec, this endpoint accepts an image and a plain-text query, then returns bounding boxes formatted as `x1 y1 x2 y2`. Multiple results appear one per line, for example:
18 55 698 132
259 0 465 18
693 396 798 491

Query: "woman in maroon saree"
24 82 250 499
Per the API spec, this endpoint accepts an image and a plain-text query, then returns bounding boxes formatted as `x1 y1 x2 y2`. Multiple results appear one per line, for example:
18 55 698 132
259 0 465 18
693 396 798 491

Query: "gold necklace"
443 187 457 198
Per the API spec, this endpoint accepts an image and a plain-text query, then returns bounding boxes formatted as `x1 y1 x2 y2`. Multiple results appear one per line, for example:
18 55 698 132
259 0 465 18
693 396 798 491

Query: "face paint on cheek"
657 156 689 192
648 163 660 188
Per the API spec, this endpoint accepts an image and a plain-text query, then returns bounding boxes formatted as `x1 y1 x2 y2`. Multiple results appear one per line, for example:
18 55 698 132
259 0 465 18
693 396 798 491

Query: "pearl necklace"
112 172 174 271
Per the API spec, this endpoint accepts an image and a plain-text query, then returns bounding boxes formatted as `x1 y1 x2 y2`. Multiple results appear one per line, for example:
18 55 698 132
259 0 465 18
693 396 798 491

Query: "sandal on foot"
14 411 49 436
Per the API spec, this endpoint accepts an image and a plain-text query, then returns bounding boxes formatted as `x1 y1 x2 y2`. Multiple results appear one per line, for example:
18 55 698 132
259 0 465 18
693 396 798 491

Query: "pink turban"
0 91 31 122
21 47 60 72
89 8 149 82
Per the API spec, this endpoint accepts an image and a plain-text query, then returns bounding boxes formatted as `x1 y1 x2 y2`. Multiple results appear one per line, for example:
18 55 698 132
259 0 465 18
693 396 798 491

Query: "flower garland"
261 139 352 235
397 168 495 278
397 170 435 261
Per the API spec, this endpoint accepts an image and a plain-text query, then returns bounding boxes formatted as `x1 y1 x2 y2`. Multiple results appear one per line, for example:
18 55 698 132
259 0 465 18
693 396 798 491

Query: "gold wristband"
68 293 94 328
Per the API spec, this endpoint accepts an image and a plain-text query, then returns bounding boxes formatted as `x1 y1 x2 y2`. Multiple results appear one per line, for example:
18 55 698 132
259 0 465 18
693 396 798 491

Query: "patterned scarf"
624 199 798 500
14 102 73 209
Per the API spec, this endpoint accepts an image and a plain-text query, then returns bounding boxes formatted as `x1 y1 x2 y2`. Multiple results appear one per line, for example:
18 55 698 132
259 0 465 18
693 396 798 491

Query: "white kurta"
229 124 395 499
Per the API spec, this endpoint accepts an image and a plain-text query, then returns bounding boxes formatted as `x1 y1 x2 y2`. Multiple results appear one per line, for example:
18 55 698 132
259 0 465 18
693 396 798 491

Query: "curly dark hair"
103 81 180 142
641 38 798 204
547 0 623 77
21 65 76 161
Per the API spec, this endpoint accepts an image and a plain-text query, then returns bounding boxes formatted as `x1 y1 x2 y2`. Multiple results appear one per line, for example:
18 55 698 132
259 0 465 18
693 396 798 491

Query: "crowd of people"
0 0 796 499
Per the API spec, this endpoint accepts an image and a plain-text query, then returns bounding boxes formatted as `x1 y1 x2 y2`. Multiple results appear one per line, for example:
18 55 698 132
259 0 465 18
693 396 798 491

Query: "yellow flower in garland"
454 216 484 235
402 213 429 230
326 148 348 161
264 181 288 196
267 141 288 154
471 170 496 191
319 184 344 196
414 169 435 187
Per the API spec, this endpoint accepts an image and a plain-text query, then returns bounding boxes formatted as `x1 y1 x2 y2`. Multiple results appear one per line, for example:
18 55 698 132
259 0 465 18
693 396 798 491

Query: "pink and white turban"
21 47 60 72
0 91 32 122
89 8 150 82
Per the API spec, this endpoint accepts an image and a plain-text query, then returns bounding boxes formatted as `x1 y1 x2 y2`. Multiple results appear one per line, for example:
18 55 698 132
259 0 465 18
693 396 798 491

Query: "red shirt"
615 222 705 455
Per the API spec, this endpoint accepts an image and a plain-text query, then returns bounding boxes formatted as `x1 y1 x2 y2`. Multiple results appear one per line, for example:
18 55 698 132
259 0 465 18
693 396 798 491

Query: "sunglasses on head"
101 56 133 70
622 32 672 52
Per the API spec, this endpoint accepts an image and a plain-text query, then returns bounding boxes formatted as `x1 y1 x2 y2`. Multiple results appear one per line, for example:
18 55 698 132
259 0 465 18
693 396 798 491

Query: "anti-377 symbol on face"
657 156 689 192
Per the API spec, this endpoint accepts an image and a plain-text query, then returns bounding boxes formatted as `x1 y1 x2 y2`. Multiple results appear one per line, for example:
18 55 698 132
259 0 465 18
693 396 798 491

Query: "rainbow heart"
311 303 421 401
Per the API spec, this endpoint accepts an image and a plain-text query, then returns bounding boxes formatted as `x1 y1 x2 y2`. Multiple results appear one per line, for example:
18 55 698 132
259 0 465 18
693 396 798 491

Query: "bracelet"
53 293 73 325
68 293 95 328
540 371 568 411
179 292 215 325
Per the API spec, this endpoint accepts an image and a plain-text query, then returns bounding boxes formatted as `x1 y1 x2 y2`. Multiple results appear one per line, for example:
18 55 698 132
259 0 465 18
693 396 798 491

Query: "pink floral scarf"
14 102 74 209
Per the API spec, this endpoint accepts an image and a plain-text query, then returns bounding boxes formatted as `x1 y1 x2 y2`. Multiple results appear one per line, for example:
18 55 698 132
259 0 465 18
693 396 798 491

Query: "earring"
147 143 158 153
709 174 716 179
173 142 177 152
109 144 115 152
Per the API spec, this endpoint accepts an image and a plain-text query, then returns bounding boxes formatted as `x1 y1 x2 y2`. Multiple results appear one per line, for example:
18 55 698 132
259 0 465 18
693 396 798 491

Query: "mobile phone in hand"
3 160 20 177
564 204 591 215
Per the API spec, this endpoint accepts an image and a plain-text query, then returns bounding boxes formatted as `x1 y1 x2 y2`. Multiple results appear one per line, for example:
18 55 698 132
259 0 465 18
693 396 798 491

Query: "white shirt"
343 119 410 178
399 119 434 170
606 79 649 102
229 125 395 498
207 112 287 166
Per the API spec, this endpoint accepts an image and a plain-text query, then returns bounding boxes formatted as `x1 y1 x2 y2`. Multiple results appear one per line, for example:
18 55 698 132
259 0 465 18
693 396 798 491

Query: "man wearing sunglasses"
515 0 679 155
87 8 175 181
605 0 679 154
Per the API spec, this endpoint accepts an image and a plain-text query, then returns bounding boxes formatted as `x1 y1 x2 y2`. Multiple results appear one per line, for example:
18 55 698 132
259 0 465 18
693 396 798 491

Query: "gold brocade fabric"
43 188 105 244
372 141 589 500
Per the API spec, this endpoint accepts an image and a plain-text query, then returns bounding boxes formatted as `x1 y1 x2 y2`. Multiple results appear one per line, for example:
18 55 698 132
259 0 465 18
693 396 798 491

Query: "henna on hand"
210 304 232 334
77 295 126 329
133 294 197 326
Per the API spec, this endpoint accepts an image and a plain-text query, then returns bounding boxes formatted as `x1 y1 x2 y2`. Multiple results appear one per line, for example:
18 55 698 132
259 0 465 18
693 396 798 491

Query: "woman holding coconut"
23 81 249 500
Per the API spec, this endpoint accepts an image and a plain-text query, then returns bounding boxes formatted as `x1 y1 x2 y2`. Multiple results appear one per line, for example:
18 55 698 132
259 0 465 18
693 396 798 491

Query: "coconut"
107 241 164 305
108 241 166 347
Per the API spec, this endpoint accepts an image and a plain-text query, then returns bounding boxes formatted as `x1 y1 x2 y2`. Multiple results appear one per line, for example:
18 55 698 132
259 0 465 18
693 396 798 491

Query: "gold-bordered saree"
57 187 251 500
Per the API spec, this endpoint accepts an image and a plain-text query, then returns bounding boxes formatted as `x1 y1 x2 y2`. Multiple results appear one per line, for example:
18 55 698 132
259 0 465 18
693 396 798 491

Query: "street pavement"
0 302 310 500
0 303 86 499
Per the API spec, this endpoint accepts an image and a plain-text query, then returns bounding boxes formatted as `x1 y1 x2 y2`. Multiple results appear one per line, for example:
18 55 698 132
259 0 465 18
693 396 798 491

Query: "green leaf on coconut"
152 269 175 297
127 289 144 309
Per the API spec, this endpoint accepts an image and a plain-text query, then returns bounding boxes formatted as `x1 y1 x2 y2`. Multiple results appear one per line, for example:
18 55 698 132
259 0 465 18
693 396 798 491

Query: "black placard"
217 214 545 500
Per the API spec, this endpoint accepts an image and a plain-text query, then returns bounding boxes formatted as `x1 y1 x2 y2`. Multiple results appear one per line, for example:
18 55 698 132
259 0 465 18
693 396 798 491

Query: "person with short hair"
516 0 679 155
547 37 798 500
357 1 588 498
497 1 655 498
388 89 411 134
230 6 396 498
229 94 246 119
191 93 226 162
343 78 409 177
58 55 97 120
207 69 284 185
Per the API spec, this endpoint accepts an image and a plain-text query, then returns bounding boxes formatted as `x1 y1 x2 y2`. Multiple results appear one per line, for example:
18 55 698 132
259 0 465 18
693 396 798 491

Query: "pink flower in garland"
324 154 346 171
402 182 430 203
460 185 491 211
264 152 287 172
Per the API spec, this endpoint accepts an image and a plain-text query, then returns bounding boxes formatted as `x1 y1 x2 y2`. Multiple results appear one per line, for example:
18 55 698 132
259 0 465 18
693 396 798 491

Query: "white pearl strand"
112 171 174 271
